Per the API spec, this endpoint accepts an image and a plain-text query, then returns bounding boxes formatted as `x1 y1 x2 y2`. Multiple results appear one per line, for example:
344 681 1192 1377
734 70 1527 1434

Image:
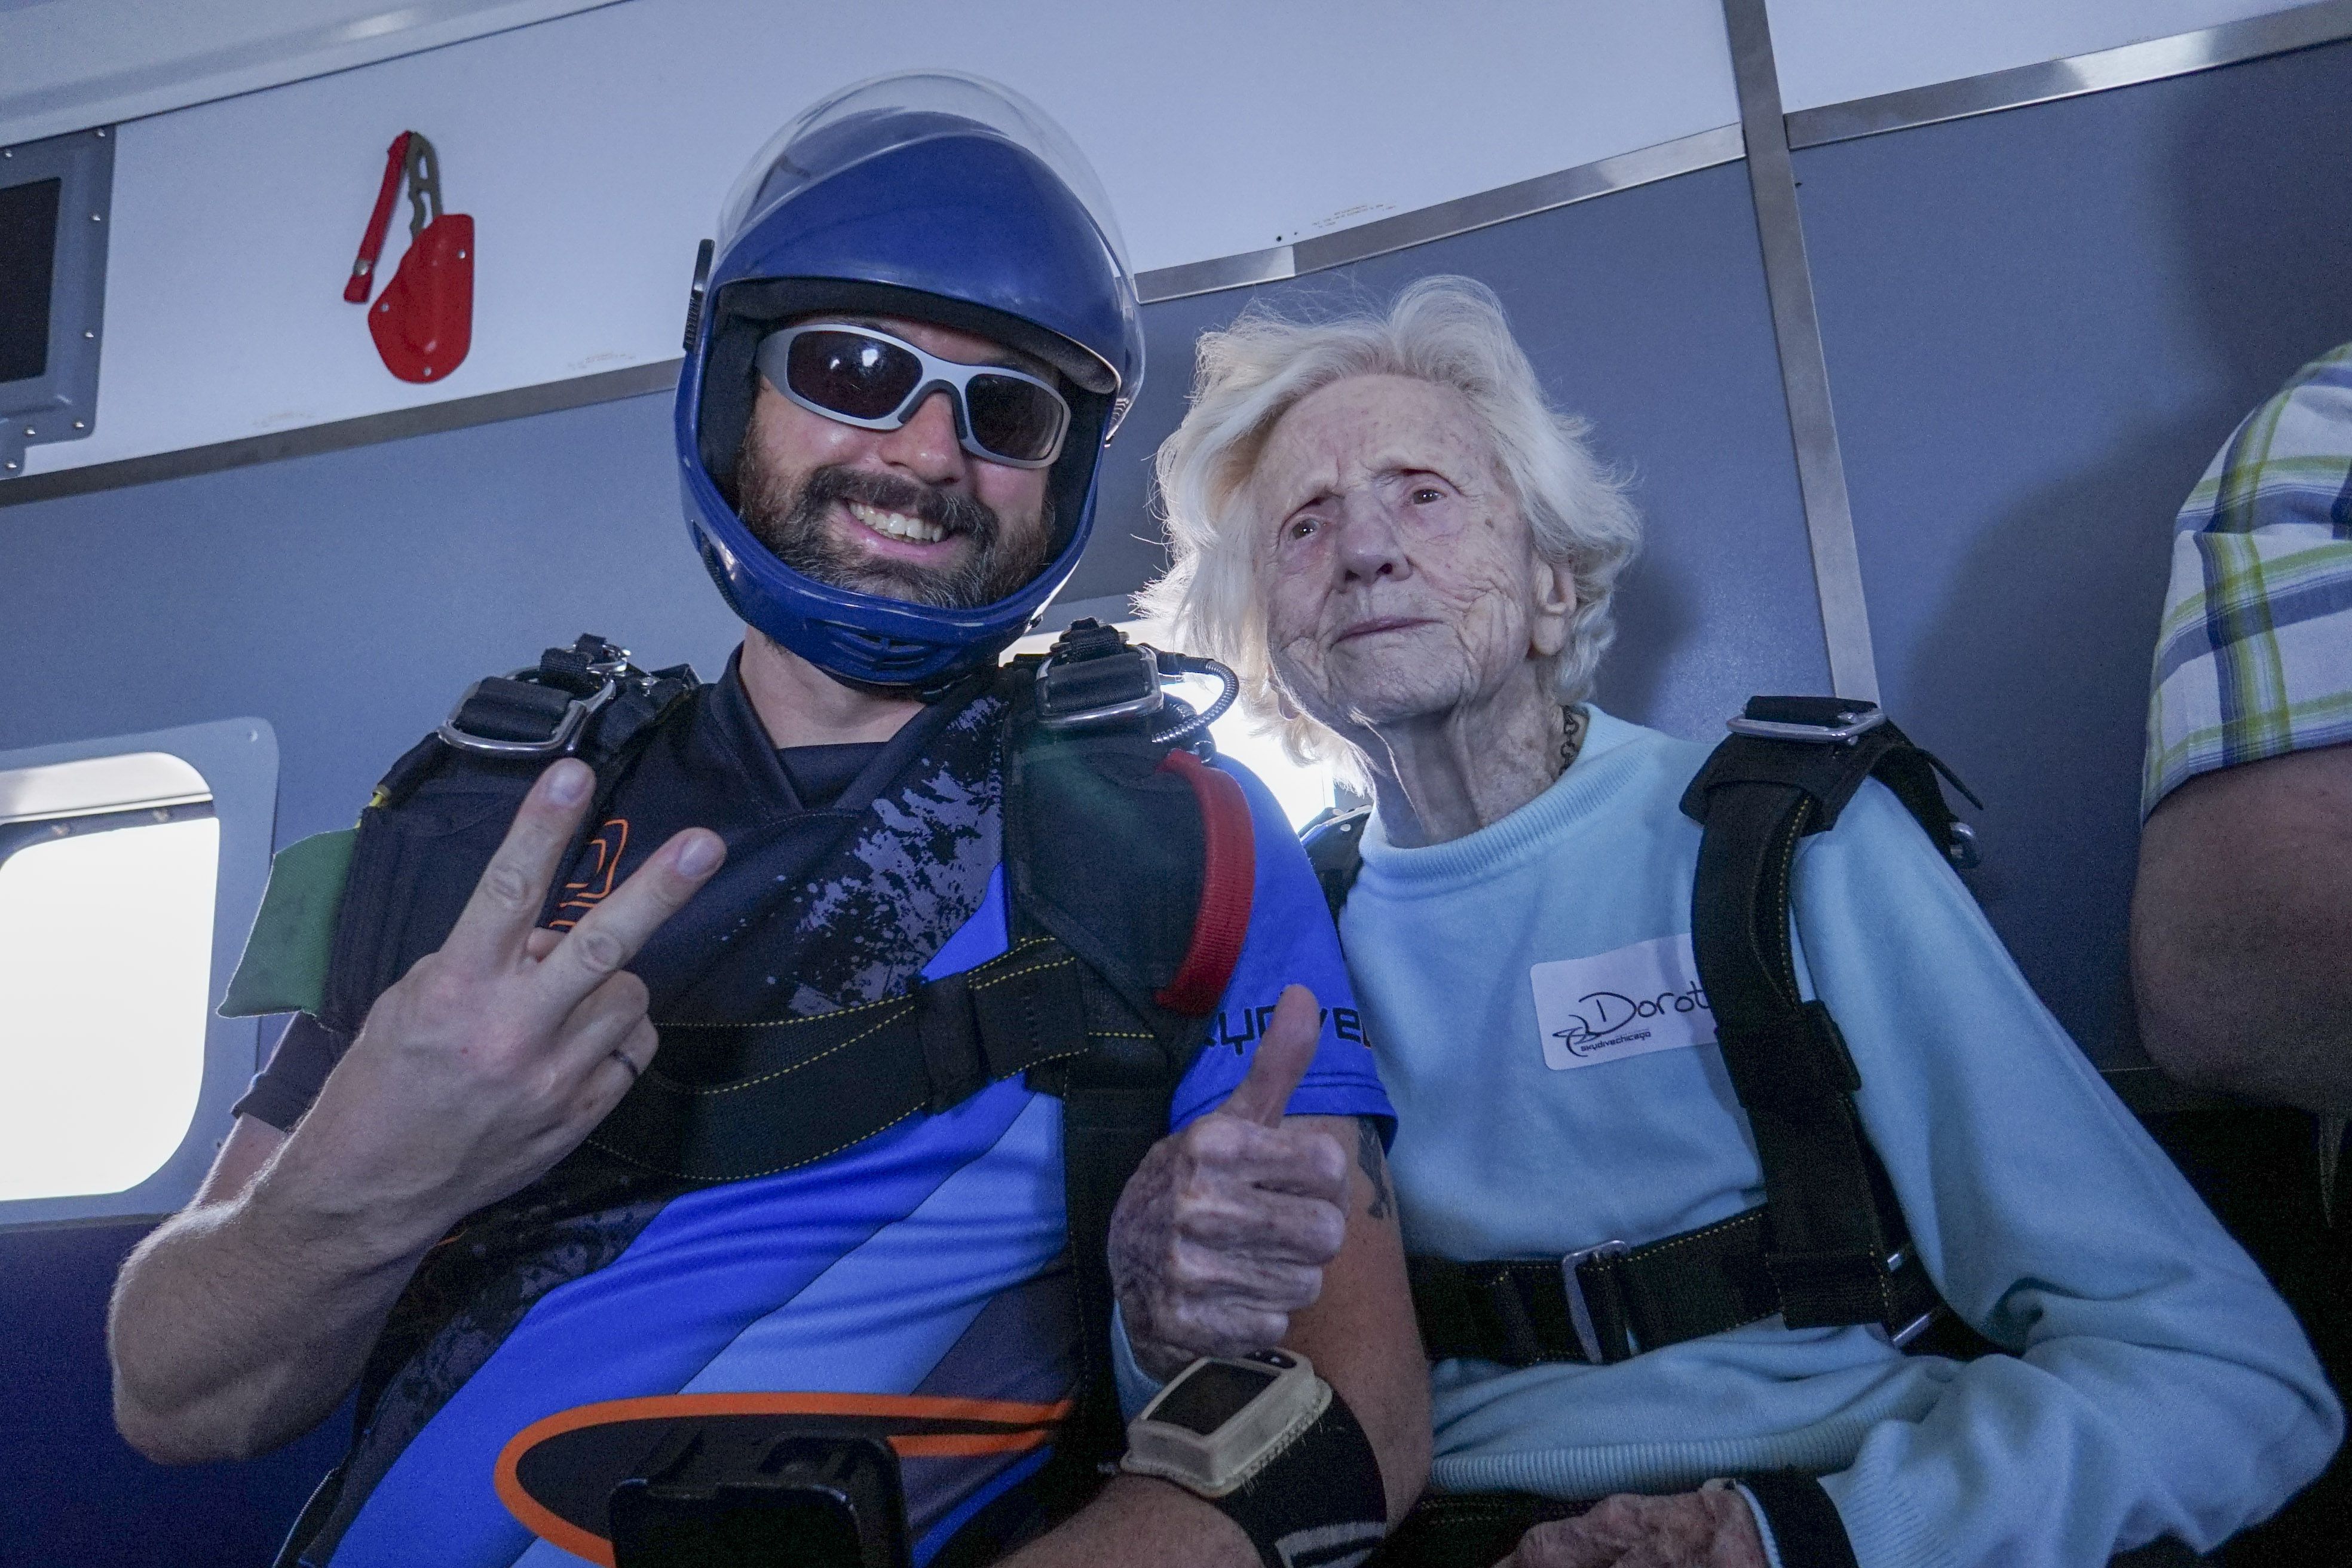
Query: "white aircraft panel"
22 0 1737 474
0 0 627 149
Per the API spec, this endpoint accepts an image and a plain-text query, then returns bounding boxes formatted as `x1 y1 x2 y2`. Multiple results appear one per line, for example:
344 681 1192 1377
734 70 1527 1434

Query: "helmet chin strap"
746 612 1022 706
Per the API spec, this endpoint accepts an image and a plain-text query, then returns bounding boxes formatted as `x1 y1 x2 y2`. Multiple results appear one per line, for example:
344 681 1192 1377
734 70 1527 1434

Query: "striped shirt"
2145 343 2352 815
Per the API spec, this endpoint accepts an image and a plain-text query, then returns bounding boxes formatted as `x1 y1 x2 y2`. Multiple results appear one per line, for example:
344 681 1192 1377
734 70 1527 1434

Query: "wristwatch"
1120 1349 1330 1497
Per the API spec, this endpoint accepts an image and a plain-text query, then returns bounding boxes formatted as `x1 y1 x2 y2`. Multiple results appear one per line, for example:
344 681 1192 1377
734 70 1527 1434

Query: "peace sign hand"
275 758 724 1248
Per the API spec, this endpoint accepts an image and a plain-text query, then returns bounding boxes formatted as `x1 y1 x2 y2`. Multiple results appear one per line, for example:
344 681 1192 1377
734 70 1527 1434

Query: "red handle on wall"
344 131 413 304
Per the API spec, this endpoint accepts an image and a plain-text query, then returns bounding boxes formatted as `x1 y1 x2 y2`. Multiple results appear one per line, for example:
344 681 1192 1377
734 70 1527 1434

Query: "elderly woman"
1106 278 2339 1568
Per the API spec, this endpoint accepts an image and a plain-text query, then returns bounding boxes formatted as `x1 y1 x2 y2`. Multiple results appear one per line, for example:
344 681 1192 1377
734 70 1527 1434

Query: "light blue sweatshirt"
1342 707 2339 1568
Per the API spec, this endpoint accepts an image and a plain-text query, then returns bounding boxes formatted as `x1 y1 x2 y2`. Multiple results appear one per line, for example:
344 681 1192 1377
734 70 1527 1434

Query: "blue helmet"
676 72 1146 689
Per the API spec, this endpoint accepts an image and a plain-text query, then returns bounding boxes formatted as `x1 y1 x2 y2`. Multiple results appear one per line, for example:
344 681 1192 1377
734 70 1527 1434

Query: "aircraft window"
0 755 218 1202
0 724 275 1229
0 801 218 1201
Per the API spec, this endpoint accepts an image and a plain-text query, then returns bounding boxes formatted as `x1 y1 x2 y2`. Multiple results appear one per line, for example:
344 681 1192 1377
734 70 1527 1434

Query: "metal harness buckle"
438 648 630 758
1033 618 1241 748
1880 1247 1938 1348
1563 1240 1631 1364
1724 706 1887 746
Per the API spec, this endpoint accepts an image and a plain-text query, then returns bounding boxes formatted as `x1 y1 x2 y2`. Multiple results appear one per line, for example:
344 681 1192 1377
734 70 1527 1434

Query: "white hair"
1139 275 1642 776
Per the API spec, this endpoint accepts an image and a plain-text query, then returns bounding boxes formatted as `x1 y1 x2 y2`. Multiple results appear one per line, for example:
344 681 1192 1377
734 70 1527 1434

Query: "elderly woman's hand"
1108 987 1353 1381
1494 1489 1767 1568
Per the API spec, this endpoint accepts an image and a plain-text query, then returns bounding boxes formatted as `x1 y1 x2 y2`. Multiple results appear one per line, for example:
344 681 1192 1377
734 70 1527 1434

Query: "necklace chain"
1558 704 1588 776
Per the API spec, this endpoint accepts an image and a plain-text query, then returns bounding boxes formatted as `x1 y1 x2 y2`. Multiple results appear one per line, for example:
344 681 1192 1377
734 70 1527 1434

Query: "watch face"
1150 1361 1282 1436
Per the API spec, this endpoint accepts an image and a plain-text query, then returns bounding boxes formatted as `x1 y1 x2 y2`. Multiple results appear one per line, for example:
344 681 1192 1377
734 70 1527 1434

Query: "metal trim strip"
1135 126 1745 304
1787 0 2352 148
1134 245 1297 305
1725 0 1881 702
0 357 679 507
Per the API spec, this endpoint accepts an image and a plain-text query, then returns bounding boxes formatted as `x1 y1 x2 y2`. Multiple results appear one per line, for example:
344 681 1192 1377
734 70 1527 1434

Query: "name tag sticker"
1530 933 1714 1071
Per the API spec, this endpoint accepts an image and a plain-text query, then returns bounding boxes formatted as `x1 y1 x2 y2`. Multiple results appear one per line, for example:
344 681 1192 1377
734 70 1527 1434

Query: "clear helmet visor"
718 71 1134 282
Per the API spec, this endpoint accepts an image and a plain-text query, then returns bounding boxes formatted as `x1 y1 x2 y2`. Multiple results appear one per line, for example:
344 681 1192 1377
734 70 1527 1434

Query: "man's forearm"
1000 1474 1258 1568
109 1124 448 1463
1095 1111 1430 1557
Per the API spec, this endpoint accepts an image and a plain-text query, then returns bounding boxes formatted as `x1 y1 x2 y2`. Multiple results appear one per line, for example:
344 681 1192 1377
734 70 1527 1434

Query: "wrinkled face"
1252 374 1572 733
733 315 1056 610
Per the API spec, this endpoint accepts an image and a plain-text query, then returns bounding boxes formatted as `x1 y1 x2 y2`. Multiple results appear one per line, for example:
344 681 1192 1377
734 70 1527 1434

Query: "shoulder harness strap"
319 635 701 1034
1677 696 1974 1334
227 635 699 1032
1302 804 1372 924
1000 625 1257 1510
1407 697 1989 1367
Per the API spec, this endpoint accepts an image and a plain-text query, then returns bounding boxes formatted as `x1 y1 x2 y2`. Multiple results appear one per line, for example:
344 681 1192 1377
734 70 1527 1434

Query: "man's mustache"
794 465 1003 547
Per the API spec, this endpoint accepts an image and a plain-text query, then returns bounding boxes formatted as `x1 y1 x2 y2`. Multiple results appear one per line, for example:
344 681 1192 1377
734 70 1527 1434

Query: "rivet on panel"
91 212 103 222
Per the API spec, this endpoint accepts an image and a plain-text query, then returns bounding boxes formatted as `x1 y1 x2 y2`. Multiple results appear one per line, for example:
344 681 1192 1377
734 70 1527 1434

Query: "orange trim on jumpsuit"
494 1389 1075 1567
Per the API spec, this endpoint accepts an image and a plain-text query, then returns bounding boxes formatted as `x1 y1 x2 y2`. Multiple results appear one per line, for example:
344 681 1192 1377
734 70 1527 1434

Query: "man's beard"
733 433 1053 610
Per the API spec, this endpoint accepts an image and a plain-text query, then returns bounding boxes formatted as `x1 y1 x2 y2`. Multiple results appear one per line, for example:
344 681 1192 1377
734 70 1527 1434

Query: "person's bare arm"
1012 1104 1427 1568
108 760 724 1463
2131 742 2352 1113
1100 987 1431 1554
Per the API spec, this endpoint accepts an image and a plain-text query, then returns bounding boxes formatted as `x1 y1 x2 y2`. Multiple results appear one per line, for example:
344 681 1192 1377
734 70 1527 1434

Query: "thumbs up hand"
1109 986 1354 1382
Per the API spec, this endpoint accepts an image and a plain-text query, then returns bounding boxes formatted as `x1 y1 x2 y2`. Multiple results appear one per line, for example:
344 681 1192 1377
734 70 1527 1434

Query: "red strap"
345 131 413 303
1153 749 1256 1016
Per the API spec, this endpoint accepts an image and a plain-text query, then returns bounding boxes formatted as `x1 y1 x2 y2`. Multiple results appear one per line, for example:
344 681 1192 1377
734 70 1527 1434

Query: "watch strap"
1212 1388 1388 1568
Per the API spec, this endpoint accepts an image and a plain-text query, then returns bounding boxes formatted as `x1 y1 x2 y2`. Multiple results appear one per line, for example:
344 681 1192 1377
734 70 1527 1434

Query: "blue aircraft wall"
1 38 2347 1562
1798 35 2352 1062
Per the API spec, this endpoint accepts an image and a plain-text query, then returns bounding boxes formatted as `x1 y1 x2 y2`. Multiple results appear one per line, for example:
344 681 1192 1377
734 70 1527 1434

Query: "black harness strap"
584 935 1113 1182
1679 697 1965 1334
321 636 701 1036
1303 803 1371 921
1408 1209 1782 1367
999 657 1229 1511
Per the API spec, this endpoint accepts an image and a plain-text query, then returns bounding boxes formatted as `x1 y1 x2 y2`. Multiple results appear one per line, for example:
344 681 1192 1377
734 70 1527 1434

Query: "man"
107 74 1426 1568
2132 339 2352 1560
1108 278 2338 1567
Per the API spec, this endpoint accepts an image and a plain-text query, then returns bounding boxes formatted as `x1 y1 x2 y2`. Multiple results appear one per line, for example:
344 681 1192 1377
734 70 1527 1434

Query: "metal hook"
403 133 444 236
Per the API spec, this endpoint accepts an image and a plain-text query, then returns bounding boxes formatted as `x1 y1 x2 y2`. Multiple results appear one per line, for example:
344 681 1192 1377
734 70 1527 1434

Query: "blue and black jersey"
237 656 1391 1567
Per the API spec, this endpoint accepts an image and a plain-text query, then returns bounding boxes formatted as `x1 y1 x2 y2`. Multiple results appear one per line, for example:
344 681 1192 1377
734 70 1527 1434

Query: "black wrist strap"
1738 1471 1858 1568
1212 1389 1388 1568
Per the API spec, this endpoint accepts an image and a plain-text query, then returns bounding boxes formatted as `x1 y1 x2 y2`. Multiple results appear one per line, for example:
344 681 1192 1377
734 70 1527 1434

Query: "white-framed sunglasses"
753 321 1072 468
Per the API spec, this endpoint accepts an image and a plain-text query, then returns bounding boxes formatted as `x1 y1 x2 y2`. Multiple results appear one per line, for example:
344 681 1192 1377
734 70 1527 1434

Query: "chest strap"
1377 697 1980 1366
1407 1207 1943 1367
580 935 1138 1182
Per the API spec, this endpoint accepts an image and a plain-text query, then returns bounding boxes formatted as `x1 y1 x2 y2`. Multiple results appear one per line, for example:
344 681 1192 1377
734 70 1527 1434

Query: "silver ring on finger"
609 1048 642 1083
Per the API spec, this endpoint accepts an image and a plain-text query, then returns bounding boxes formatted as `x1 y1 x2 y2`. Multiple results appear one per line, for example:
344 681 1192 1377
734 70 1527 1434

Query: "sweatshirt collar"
1356 706 1655 892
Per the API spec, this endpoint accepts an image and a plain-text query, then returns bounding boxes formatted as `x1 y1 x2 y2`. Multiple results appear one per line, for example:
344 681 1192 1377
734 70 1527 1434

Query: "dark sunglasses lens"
785 331 921 421
965 375 1068 463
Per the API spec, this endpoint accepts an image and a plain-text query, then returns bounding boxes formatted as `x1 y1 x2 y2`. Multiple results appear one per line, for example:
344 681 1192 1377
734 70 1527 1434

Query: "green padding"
219 828 357 1018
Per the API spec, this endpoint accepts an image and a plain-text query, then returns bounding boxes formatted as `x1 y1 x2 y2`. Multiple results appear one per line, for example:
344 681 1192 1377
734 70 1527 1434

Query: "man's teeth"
848 500 945 544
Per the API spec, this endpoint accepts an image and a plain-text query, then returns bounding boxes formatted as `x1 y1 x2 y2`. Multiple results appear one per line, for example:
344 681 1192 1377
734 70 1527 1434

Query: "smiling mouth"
844 498 952 546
